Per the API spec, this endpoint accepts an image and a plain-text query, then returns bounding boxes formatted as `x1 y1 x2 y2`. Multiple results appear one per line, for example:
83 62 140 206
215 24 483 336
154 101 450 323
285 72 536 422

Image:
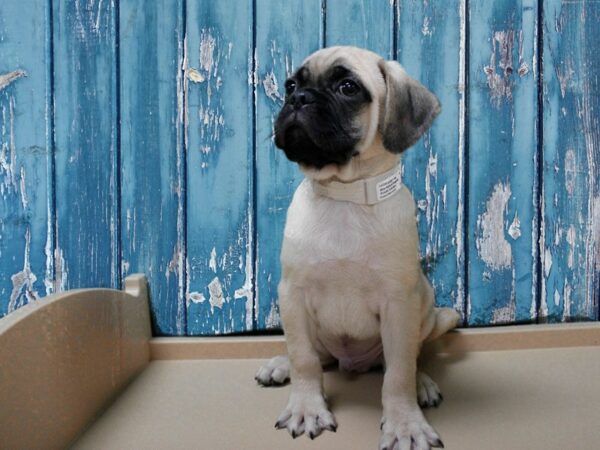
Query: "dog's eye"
285 80 297 96
339 79 360 96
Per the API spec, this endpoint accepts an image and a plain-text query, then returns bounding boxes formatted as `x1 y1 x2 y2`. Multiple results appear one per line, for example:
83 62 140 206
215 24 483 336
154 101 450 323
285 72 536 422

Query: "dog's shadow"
322 350 469 414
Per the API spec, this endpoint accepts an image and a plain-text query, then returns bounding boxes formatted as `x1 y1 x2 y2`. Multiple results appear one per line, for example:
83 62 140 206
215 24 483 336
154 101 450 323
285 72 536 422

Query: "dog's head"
274 46 440 178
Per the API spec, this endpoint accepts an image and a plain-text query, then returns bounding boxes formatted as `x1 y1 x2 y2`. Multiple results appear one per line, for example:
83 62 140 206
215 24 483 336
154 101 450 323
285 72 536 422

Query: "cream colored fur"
256 46 460 450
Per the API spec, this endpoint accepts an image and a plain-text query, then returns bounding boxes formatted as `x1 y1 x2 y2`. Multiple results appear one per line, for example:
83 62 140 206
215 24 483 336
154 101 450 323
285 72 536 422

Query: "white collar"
311 165 403 205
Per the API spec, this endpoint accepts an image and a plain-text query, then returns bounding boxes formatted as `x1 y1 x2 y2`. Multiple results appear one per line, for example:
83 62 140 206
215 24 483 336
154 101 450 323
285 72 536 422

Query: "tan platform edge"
0 275 151 450
2 280 600 450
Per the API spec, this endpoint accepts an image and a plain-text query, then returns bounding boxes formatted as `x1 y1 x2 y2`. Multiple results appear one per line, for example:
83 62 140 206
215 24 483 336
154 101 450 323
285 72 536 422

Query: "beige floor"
73 346 600 450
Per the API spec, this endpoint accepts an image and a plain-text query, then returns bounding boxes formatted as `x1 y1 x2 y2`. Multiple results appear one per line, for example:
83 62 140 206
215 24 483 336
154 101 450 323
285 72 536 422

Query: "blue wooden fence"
1 0 598 335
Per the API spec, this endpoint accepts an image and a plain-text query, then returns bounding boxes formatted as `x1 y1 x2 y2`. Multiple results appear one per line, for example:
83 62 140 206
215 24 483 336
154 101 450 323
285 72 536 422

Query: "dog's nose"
290 89 315 109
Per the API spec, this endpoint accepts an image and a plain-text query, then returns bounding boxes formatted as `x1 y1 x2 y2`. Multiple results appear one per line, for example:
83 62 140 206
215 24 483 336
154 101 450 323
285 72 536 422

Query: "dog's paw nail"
291 430 297 439
331 424 337 432
433 438 445 448
309 432 315 440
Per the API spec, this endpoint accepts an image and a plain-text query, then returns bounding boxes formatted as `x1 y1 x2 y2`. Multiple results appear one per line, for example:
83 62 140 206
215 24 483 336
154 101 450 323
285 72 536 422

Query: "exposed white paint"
441 184 447 209
209 247 217 272
538 295 548 321
44 203 54 296
53 246 68 292
262 70 283 102
208 277 225 310
566 225 576 269
198 105 225 142
186 291 206 306
508 211 521 240
556 65 575 99
242 207 254 330
554 288 560 307
9 228 39 312
593 195 600 270
1 97 18 195
186 67 205 83
264 302 280 329
484 30 514 108
121 259 130 275
248 47 258 86
476 182 512 270
564 148 576 196
492 302 515 324
199 31 216 74
563 283 572 317
544 248 553 278
518 62 529 77
0 70 25 91
165 244 181 280
539 184 548 318
19 166 27 210
422 16 432 36
94 0 103 35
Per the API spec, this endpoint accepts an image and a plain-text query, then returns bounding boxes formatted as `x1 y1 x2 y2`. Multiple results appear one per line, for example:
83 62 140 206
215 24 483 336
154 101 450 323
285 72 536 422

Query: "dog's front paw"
417 372 442 408
275 391 337 439
255 355 290 386
379 406 443 450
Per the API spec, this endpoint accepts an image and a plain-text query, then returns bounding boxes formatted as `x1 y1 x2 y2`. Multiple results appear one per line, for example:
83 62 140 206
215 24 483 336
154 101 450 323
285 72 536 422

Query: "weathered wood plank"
119 0 186 335
53 0 119 291
397 0 466 318
467 0 539 325
326 0 394 56
541 0 600 322
185 0 254 335
0 0 52 316
255 0 323 329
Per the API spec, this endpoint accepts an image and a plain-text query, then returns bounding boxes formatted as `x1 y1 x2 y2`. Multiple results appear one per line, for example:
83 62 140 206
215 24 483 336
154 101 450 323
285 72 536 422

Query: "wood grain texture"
254 0 323 329
53 0 119 291
185 0 254 335
541 0 599 322
0 0 52 317
119 0 186 335
1 0 599 334
467 0 539 325
326 0 394 56
397 0 466 317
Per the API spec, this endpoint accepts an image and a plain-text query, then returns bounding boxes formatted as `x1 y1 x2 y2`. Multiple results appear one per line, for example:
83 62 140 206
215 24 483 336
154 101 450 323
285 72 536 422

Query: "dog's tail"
421 307 460 342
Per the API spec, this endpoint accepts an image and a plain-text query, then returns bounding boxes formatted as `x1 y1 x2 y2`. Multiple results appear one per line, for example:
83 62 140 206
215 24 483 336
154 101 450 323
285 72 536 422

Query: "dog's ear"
378 60 441 153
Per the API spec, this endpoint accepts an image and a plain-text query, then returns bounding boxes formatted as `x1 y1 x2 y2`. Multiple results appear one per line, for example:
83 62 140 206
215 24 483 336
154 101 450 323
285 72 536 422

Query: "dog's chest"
282 180 416 276
281 180 418 346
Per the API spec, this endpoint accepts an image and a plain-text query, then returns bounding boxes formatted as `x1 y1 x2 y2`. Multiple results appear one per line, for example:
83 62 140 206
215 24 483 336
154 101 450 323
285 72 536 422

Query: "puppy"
255 46 460 450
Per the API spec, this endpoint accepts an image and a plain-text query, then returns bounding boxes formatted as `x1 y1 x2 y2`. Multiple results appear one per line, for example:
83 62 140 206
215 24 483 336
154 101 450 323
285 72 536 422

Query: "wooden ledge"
149 322 600 360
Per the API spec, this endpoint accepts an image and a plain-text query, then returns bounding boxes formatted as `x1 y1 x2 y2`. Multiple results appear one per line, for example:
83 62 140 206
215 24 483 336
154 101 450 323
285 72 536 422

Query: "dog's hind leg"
426 307 461 342
416 371 442 408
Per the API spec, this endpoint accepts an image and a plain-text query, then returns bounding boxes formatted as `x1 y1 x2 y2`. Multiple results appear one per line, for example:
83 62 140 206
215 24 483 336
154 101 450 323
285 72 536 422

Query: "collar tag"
375 169 402 201
311 165 403 205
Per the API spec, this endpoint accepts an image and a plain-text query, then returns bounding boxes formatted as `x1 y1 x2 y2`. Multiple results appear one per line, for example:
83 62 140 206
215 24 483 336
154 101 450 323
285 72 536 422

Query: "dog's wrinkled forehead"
299 46 386 95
